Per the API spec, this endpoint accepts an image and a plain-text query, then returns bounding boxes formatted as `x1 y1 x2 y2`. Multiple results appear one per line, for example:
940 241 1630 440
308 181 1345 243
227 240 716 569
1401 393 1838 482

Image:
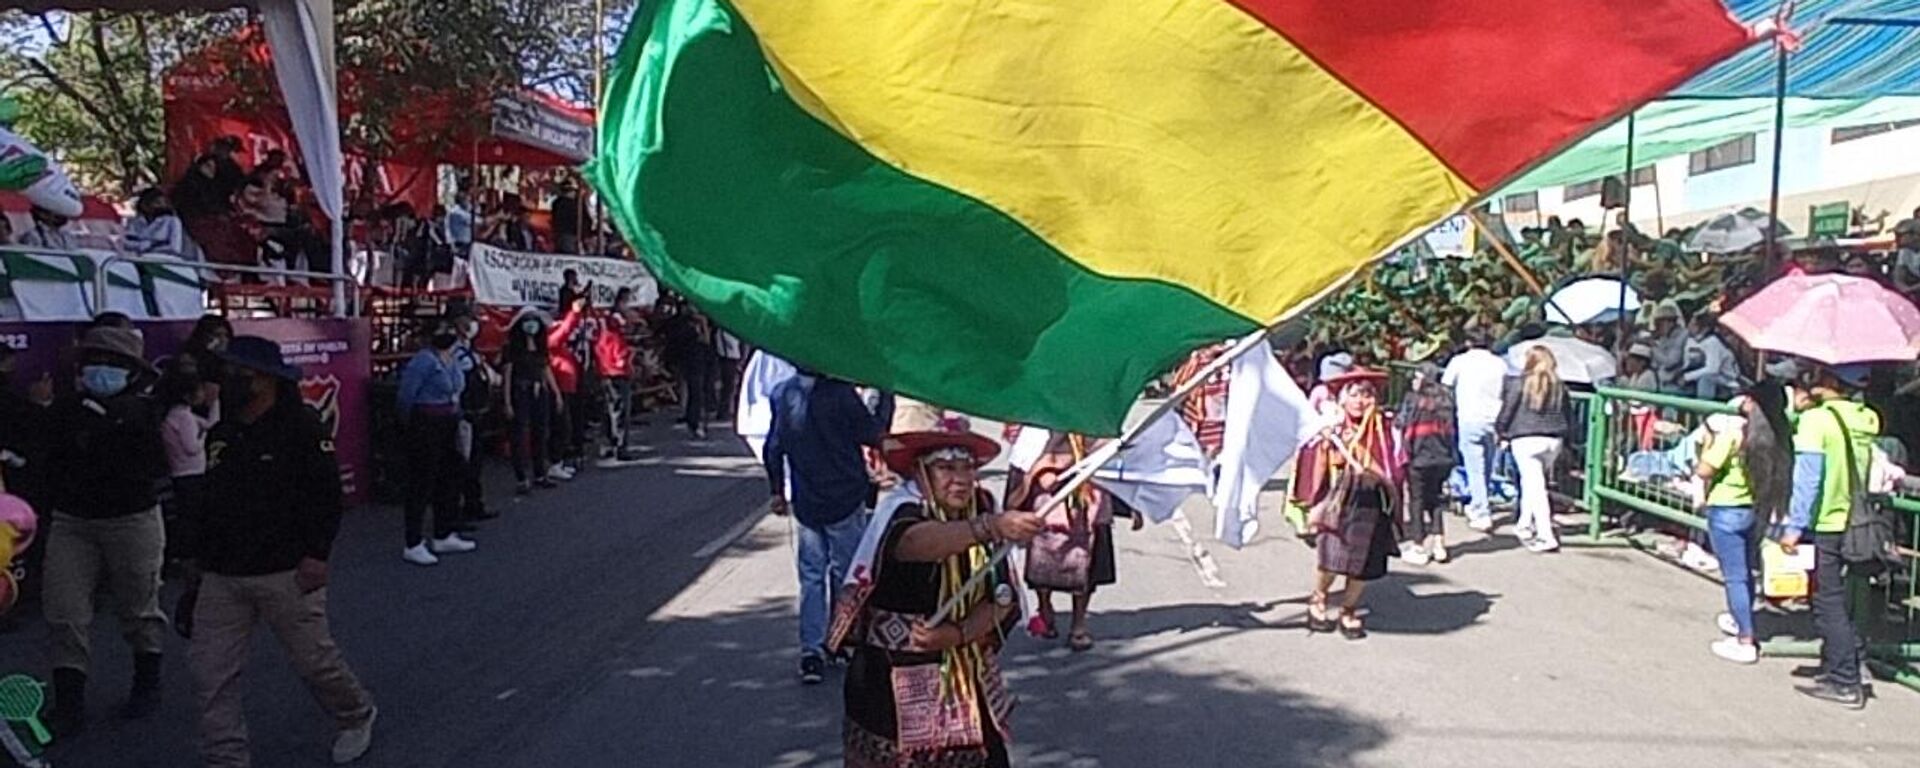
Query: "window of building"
1832 119 1920 144
1688 134 1757 175
1502 192 1539 213
1564 179 1603 200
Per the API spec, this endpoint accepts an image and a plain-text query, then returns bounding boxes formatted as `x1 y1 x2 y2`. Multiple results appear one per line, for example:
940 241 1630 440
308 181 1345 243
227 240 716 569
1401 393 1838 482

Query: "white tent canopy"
21 0 345 305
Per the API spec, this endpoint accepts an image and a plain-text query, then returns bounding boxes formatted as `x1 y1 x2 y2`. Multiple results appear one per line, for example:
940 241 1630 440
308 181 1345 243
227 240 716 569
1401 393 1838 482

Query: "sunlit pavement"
6 417 1920 767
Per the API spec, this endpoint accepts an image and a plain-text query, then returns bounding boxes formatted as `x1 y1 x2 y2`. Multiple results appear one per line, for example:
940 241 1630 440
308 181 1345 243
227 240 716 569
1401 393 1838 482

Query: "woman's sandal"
1338 613 1368 641
1306 595 1335 634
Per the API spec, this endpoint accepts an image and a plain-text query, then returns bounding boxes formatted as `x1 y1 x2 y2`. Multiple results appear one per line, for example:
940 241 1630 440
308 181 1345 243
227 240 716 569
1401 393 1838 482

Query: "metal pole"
1616 111 1635 353
592 0 608 255
1765 40 1789 272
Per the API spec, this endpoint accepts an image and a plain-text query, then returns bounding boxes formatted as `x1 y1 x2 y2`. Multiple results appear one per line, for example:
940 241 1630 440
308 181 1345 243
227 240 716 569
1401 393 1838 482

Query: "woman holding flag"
829 417 1042 768
1293 369 1400 640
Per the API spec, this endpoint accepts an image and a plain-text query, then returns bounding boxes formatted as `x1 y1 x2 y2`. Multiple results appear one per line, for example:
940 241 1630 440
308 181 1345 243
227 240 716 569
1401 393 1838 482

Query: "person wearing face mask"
181 314 235 388
394 318 476 566
186 336 377 765
502 308 564 495
41 326 168 735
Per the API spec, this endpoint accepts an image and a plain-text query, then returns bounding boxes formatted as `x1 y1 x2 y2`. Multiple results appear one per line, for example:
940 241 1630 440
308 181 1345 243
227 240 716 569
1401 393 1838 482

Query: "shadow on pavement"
0 420 768 768
506 598 1391 767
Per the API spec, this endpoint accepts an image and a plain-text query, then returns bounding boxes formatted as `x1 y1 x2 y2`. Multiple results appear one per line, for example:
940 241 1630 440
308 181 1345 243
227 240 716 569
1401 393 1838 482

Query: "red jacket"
547 307 585 394
594 311 633 378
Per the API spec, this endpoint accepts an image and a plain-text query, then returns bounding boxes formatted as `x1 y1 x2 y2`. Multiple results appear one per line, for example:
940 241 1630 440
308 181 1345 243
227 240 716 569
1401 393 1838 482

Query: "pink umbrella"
1721 273 1920 365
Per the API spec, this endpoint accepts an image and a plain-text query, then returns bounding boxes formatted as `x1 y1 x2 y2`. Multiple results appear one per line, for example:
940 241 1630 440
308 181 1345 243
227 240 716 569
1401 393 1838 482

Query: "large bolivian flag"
588 0 1751 435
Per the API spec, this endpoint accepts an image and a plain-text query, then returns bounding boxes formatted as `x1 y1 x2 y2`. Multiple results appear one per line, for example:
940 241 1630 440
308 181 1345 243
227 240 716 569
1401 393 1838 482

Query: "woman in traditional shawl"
830 417 1043 768
1292 369 1401 640
1009 432 1116 652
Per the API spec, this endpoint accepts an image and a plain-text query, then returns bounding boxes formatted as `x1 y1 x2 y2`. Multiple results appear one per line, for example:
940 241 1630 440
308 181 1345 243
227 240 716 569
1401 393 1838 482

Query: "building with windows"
1497 117 1920 237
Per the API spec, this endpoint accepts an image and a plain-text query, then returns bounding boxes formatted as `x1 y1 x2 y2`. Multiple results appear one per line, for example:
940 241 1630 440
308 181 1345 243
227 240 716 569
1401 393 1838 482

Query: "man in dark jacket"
763 372 894 684
187 336 376 766
42 326 168 733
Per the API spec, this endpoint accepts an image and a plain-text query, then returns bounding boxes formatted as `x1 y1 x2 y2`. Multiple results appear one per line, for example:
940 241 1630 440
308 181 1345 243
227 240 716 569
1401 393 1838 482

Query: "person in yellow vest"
1777 363 1879 709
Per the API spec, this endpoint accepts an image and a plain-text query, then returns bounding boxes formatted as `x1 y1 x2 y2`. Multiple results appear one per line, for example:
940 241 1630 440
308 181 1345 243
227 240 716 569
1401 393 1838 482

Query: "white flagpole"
929 324 1284 624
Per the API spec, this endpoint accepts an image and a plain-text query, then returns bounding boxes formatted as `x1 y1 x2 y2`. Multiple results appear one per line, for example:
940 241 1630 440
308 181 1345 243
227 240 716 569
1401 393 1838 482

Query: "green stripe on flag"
586 0 1254 434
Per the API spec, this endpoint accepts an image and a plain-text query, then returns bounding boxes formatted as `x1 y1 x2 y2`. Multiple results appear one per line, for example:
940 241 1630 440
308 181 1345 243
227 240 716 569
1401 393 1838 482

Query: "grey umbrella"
1684 207 1791 254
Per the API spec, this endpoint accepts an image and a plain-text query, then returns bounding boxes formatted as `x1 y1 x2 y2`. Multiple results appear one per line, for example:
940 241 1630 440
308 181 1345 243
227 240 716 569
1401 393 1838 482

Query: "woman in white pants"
1497 347 1571 552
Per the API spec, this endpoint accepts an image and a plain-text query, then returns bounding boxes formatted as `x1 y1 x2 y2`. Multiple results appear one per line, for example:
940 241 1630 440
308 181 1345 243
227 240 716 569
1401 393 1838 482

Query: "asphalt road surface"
4 418 1919 767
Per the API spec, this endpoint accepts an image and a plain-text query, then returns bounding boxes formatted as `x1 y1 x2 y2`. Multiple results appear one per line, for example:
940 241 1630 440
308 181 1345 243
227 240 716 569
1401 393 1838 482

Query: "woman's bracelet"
968 514 993 544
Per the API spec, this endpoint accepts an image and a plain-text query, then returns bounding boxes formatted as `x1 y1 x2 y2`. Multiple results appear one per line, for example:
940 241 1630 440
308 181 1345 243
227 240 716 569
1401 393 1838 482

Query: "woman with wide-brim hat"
1290 367 1400 640
832 416 1042 768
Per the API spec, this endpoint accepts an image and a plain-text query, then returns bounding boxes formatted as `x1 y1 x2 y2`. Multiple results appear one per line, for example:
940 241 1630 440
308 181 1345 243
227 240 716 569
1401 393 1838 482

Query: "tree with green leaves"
1 1 628 199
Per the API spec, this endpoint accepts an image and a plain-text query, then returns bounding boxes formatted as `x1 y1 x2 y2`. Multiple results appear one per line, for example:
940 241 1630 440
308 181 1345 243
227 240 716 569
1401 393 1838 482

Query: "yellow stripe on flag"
735 0 1473 323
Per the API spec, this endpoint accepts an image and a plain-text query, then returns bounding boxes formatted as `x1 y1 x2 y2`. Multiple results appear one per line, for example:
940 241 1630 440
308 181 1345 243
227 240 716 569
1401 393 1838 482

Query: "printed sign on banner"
1423 215 1472 259
0 317 372 503
468 243 660 309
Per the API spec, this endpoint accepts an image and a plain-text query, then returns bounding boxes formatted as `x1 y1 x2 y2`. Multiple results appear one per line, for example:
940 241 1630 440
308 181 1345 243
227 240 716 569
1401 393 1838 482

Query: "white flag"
1090 416 1211 524
1210 336 1319 549
733 351 798 462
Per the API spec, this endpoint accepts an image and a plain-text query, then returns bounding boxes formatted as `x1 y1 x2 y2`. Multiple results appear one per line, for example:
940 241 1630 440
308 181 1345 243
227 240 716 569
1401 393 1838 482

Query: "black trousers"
1406 465 1449 541
1812 532 1865 687
679 362 711 432
715 357 743 418
458 416 486 518
509 379 552 482
403 412 462 547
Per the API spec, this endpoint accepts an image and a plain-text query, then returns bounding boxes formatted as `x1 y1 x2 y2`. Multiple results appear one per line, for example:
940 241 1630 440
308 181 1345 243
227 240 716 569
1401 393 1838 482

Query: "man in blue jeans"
763 371 894 684
1442 333 1509 531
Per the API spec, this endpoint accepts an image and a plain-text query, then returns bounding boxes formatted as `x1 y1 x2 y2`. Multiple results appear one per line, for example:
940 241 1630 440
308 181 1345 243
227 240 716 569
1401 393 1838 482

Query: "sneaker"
548 465 575 482
1512 525 1536 542
535 477 558 490
1796 680 1866 710
429 534 477 555
1429 541 1450 564
332 707 377 764
1467 517 1494 533
1789 664 1828 680
402 544 439 567
799 655 825 685
1524 537 1560 553
1399 542 1431 566
1681 544 1719 572
1710 637 1758 665
1716 612 1740 637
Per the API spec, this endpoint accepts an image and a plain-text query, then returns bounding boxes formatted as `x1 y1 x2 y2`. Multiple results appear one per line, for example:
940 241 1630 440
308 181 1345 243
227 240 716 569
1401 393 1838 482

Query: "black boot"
120 652 162 719
49 668 86 736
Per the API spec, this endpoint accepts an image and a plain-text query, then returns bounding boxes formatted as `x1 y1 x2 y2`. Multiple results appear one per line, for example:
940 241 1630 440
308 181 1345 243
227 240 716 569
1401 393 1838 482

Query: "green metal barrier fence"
1578 386 1920 693
1580 386 1738 540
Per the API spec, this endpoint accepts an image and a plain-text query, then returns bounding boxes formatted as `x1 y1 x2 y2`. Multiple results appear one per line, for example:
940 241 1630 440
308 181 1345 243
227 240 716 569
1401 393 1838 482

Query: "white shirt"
1442 347 1511 425
124 214 186 256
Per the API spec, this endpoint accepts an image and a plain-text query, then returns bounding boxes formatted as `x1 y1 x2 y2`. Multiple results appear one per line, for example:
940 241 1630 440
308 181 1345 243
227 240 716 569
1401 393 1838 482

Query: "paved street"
5 419 1920 767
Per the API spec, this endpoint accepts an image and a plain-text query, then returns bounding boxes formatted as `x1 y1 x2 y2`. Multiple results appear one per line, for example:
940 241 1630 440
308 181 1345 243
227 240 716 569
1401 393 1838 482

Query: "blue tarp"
1674 0 1920 98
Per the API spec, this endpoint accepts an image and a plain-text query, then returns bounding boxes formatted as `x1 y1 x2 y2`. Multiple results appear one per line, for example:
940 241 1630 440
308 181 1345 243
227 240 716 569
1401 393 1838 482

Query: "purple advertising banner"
0 317 373 503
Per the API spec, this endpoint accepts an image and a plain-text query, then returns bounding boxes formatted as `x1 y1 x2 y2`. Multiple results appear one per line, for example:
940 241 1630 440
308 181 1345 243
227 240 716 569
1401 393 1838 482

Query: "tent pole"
1616 111 1635 354
592 0 608 256
1765 38 1789 273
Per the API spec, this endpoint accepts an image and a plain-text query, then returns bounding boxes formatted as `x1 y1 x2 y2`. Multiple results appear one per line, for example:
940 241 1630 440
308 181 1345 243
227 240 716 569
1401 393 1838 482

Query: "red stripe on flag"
1226 0 1751 188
